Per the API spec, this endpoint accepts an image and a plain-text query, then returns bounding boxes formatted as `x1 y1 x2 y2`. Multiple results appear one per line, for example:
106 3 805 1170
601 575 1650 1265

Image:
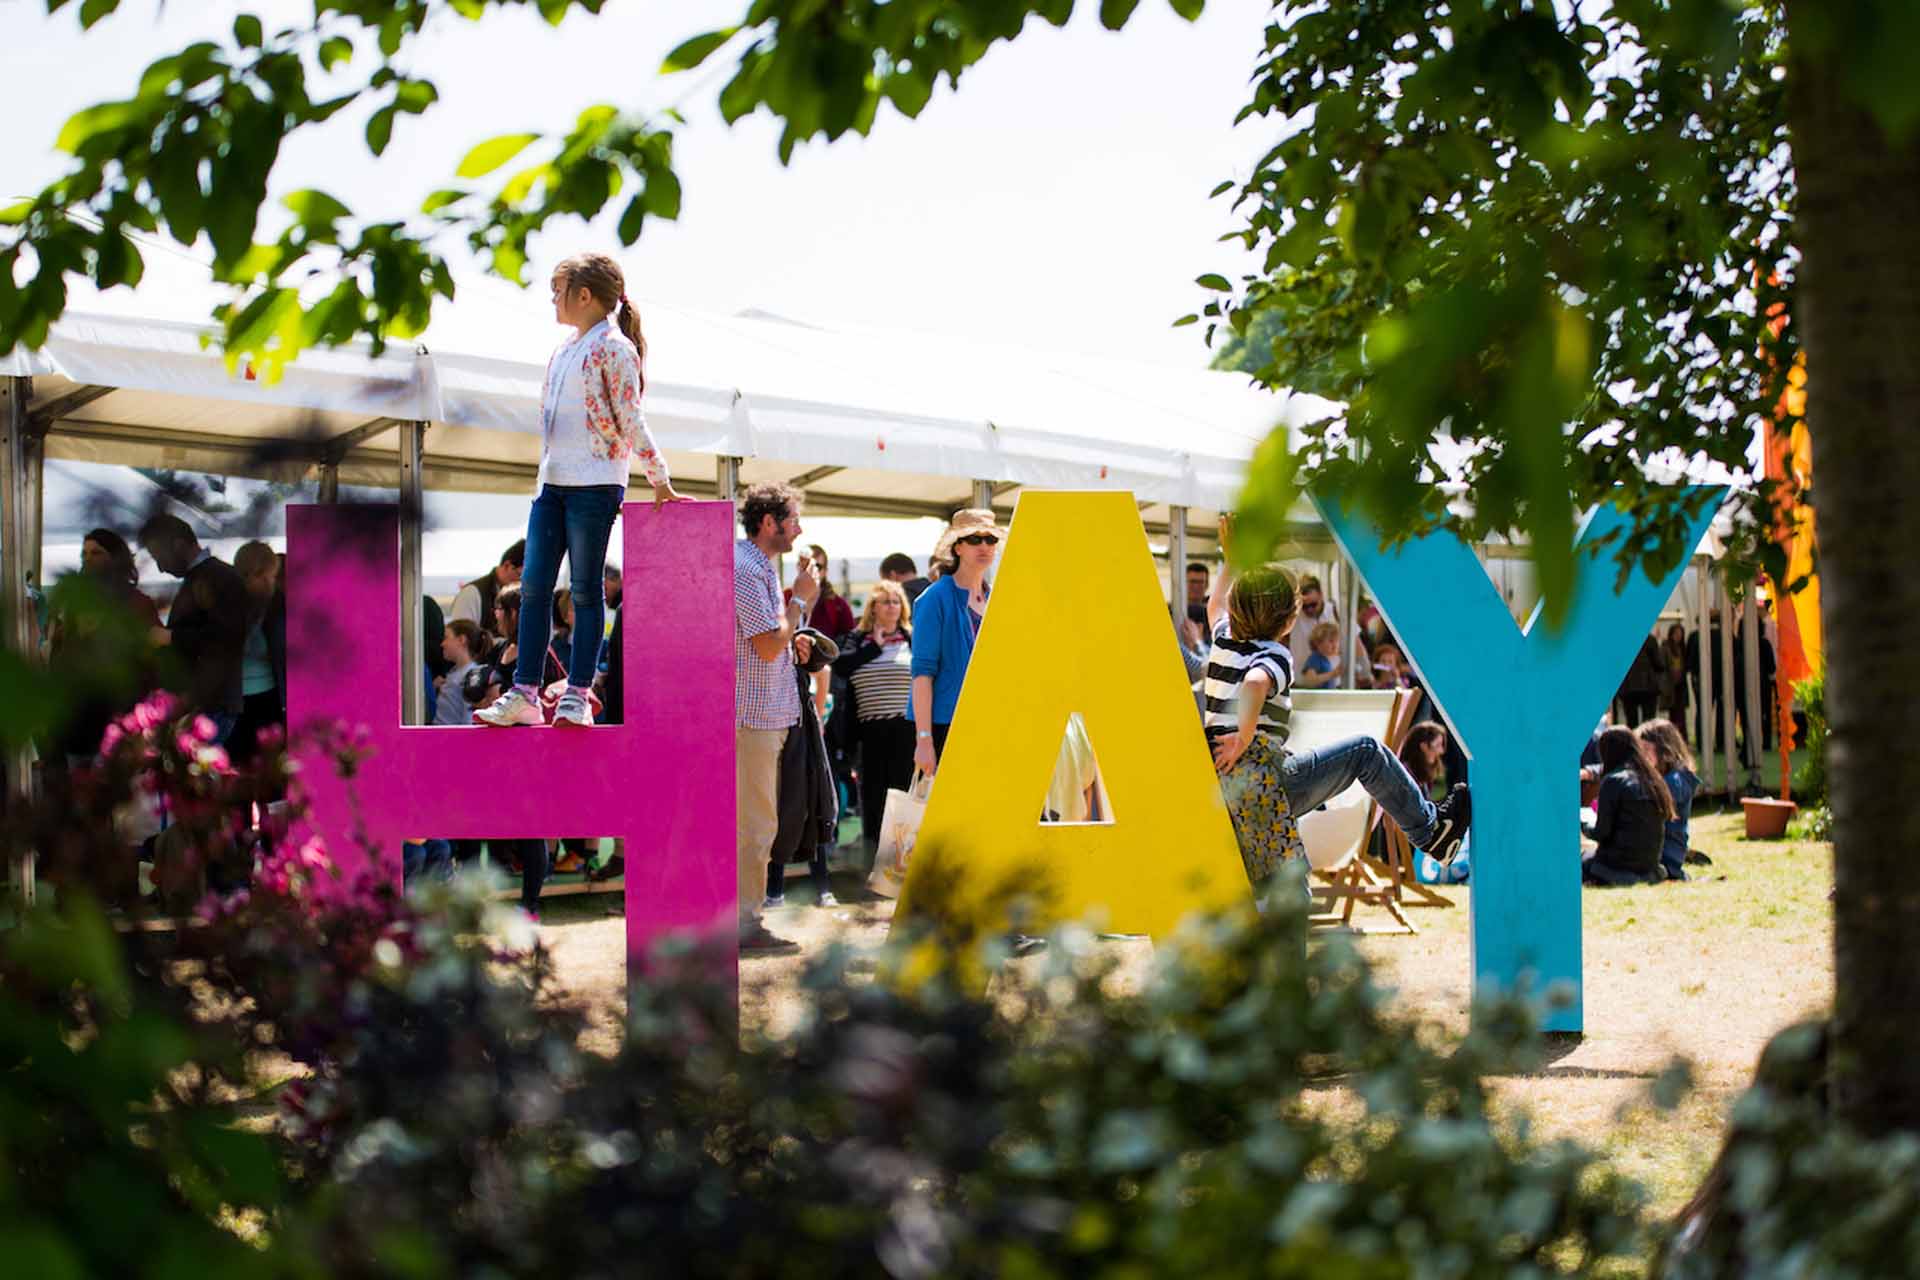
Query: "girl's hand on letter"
651 480 688 509
1211 730 1249 775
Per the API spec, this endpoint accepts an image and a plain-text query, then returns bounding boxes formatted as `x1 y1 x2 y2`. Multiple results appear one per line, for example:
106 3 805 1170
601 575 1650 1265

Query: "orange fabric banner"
1764 357 1820 685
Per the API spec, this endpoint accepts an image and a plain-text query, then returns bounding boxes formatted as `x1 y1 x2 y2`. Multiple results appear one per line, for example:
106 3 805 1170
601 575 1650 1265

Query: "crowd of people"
38 487 1482 934
40 245 1757 933
724 494 1479 949
1613 617 1781 760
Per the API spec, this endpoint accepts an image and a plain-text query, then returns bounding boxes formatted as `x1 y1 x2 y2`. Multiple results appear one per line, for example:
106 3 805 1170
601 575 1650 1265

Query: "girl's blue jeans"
514 483 623 690
1281 734 1440 847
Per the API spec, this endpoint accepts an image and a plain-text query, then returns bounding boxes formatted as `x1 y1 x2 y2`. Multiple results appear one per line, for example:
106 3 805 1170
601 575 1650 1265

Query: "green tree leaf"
318 35 353 71
661 28 738 74
282 188 352 228
54 99 142 154
366 104 395 156
456 132 541 178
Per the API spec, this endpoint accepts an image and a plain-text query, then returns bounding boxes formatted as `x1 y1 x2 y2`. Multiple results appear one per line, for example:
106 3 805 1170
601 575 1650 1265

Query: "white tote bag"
866 769 933 899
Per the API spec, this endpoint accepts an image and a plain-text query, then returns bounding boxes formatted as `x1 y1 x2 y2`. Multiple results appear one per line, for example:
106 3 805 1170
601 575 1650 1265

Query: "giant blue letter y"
1317 493 1719 1031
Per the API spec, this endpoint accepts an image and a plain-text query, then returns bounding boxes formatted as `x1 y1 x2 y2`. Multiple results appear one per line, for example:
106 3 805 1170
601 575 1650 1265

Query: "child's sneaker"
475 687 543 727
553 690 594 727
1428 784 1472 865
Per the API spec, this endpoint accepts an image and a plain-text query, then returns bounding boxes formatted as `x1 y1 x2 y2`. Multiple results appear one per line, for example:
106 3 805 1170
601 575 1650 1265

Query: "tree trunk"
1784 2 1920 1133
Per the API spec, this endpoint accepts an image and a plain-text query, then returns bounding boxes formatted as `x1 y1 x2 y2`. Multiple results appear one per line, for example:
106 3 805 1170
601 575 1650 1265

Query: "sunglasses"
956 534 999 547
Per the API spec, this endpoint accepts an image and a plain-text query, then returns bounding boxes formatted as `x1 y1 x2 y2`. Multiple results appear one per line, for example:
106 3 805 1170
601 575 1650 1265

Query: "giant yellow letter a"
893 491 1249 941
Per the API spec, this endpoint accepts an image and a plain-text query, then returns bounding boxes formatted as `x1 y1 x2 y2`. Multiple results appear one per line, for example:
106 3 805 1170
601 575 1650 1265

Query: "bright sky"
1 0 1275 370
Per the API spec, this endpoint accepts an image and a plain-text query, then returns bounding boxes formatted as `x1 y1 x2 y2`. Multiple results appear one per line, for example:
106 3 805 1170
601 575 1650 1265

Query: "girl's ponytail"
616 292 647 392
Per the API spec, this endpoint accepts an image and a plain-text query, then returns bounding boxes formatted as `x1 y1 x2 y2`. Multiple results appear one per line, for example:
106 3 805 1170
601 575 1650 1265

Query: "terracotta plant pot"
1742 796 1798 840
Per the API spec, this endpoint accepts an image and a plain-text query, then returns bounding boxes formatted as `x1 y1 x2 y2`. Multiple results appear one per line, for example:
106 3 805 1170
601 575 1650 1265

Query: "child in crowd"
1204 549 1471 905
1296 620 1343 689
469 585 561 717
1581 726 1675 886
1636 717 1700 881
478 251 684 728
1371 641 1413 689
434 620 488 727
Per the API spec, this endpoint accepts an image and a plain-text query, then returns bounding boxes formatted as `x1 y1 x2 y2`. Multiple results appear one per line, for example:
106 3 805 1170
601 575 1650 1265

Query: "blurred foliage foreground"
2 622 1917 1279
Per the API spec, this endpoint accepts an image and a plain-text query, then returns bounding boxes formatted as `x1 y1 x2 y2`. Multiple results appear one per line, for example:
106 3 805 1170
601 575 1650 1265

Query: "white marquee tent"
2 227 1337 736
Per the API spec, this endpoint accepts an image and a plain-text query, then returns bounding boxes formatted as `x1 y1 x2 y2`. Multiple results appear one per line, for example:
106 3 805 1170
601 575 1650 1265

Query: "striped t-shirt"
848 634 914 721
1202 617 1294 743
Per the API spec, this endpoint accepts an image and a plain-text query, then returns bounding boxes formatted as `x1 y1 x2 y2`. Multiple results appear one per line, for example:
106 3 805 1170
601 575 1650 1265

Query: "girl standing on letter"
479 253 683 728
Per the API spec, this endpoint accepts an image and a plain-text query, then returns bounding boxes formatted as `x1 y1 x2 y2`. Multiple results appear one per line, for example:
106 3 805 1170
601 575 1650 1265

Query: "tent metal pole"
1704 560 1720 790
971 479 993 510
399 421 427 727
1719 573 1738 799
1167 505 1188 607
24 425 43 594
716 456 739 505
2 377 38 903
317 463 340 503
1742 591 1764 785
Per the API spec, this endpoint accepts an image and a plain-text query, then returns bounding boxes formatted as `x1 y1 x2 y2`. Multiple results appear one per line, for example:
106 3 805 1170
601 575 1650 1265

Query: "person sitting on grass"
1295 619 1344 689
1580 726 1675 886
1204 534 1470 906
1636 717 1701 882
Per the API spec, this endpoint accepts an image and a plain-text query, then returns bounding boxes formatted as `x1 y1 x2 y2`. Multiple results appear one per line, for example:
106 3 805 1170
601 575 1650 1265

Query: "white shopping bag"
866 769 933 899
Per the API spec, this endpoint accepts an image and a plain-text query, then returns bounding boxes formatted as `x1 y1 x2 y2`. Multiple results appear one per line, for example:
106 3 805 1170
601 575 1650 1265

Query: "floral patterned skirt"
1218 732 1307 887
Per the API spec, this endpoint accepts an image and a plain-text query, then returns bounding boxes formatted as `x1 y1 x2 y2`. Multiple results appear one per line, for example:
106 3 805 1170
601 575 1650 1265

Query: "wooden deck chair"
1289 689 1417 935
1373 689 1457 910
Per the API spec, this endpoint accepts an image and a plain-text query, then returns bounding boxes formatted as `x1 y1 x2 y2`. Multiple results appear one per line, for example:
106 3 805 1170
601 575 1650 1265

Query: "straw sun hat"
931 507 1007 570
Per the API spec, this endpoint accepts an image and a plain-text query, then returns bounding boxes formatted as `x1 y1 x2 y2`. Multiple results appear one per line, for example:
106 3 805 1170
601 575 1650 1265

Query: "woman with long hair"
478 251 684 729
833 579 915 865
1397 720 1449 796
1582 726 1675 886
804 543 856 639
1636 717 1700 881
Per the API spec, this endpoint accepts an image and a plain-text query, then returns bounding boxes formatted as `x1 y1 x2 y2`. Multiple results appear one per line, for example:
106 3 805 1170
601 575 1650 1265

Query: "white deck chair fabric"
1286 691 1402 873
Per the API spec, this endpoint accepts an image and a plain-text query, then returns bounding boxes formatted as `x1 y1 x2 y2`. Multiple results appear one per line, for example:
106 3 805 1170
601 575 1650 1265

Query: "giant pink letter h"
286 501 737 988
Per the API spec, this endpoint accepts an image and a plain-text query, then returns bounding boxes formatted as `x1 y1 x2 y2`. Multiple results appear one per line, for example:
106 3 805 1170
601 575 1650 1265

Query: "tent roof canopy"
4 226 1342 540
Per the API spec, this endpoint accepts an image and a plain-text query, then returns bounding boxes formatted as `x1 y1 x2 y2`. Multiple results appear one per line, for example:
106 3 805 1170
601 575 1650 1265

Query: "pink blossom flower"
191 714 217 743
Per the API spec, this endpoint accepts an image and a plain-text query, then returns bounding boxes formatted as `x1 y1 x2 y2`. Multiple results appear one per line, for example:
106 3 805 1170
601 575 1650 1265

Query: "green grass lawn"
1356 806 1834 1223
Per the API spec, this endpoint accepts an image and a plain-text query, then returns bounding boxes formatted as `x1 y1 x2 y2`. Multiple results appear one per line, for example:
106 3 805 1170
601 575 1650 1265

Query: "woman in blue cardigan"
910 508 1004 775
